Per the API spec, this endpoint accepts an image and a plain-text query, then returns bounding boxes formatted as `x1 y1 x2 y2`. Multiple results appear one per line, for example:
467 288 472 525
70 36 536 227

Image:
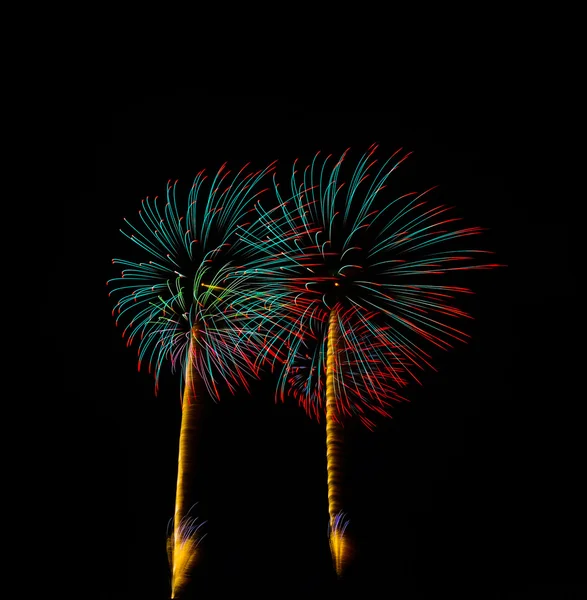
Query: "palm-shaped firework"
237 143 500 576
107 160 275 598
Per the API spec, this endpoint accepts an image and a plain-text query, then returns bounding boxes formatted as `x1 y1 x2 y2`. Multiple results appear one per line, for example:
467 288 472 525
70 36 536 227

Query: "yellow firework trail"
169 330 206 598
326 309 351 576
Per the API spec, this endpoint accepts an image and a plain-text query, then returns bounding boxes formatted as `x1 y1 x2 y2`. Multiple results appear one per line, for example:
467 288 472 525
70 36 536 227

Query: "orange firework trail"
168 331 205 598
325 309 350 576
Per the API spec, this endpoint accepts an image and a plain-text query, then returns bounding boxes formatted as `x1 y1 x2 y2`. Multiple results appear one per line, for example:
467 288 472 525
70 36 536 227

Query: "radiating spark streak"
237 144 501 424
108 161 277 397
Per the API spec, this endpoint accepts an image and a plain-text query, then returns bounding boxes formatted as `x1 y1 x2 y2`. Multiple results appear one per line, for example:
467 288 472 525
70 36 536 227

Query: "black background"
66 94 581 599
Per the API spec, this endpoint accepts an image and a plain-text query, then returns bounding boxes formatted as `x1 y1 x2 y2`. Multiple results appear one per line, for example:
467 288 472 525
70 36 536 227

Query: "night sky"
69 95 581 599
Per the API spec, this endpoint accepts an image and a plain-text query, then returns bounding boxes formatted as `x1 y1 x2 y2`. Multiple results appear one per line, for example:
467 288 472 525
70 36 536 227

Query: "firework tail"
168 327 206 598
326 308 350 576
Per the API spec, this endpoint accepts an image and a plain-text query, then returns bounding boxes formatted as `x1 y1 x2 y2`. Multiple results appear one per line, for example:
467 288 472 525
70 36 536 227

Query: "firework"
237 143 500 575
107 160 276 596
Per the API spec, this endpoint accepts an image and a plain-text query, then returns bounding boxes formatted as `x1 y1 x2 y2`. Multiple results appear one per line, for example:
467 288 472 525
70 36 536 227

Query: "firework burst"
108 161 276 399
107 159 276 596
237 143 501 574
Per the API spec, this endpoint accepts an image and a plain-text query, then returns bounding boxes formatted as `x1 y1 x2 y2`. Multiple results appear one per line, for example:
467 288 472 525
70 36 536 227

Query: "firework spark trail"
325 308 350 576
168 329 205 597
107 160 276 597
237 143 501 575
